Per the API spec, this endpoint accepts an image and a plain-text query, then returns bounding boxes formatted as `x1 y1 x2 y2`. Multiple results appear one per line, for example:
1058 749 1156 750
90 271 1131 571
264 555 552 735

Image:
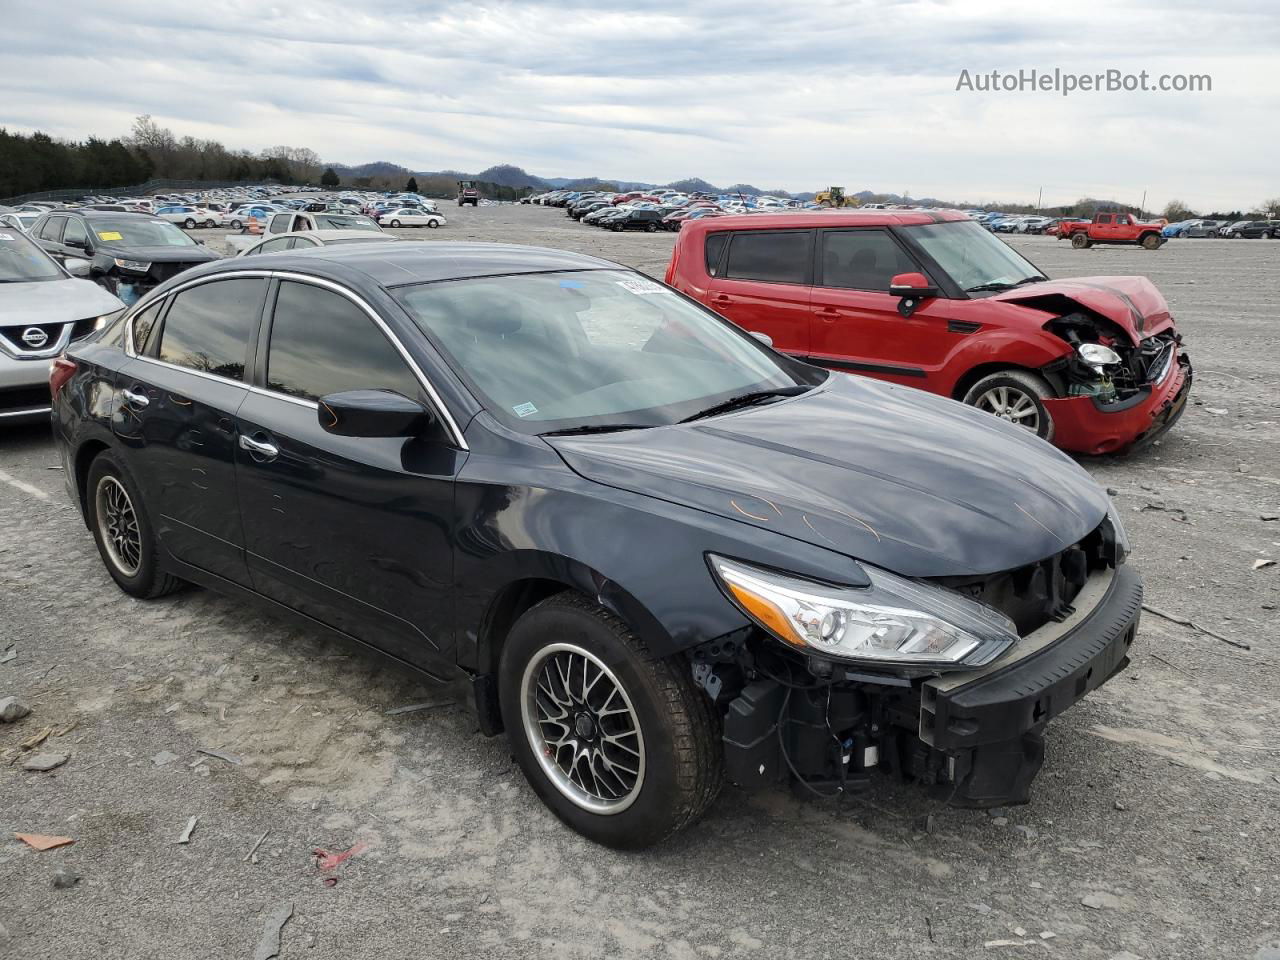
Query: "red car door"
706 229 813 356
807 228 955 387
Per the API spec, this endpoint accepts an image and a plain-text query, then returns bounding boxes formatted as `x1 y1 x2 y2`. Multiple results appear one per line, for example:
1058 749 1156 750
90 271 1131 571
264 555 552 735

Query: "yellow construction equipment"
814 186 860 208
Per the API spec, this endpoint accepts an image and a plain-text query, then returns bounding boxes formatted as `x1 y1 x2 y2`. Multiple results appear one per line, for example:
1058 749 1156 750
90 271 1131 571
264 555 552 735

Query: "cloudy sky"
3 0 1277 209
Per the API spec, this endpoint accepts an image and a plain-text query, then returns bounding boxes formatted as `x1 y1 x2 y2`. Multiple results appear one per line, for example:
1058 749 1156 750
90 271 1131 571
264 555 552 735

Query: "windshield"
91 218 195 248
397 269 813 432
904 220 1043 292
314 214 379 231
0 229 64 282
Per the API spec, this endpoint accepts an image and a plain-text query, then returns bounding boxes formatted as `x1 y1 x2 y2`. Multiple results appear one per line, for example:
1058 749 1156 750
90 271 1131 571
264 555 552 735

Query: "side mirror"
888 272 938 318
65 259 93 278
318 389 431 438
749 331 774 348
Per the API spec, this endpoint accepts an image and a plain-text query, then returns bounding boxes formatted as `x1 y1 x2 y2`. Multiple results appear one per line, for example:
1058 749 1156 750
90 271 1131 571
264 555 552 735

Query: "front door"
807 228 952 386
113 276 267 585
234 278 462 674
707 228 813 356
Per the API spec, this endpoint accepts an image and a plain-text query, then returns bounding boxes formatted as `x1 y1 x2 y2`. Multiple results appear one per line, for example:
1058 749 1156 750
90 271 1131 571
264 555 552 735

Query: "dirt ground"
2 204 1277 960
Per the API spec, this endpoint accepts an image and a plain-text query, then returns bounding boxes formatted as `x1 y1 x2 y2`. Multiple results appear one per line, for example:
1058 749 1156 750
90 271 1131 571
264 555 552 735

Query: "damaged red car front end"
990 276 1194 455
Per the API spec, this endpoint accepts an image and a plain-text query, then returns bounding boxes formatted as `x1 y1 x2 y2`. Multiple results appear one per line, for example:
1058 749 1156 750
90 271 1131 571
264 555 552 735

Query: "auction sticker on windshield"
512 402 539 418
617 278 667 296
97 231 123 241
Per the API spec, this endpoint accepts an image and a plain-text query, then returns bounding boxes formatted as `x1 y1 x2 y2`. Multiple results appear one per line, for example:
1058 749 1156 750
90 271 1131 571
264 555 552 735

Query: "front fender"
452 422 856 671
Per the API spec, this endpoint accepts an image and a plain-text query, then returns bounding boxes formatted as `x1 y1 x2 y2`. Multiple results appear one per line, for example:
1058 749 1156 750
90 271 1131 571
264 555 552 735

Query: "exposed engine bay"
1043 311 1180 405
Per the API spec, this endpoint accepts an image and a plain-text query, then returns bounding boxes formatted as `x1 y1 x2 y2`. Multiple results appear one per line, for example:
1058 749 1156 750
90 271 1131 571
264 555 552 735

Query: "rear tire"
86 451 184 599
390 219 401 227
645 223 657 233
499 593 722 849
962 370 1056 442
231 219 243 230
1071 233 1091 249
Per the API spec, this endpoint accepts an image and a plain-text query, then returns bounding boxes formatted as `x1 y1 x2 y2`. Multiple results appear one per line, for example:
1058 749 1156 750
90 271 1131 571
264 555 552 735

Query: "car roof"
206 241 619 286
681 210 970 234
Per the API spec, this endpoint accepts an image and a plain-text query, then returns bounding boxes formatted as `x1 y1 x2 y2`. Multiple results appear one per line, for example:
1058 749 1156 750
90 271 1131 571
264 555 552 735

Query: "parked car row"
1164 217 1280 239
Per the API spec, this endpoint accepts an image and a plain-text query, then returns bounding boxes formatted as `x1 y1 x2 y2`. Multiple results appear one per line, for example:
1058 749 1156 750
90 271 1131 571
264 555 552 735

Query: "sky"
2 0 1278 211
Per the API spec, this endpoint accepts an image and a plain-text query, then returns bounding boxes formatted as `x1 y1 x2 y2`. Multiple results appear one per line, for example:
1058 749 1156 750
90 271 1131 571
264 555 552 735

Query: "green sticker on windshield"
512 402 538 418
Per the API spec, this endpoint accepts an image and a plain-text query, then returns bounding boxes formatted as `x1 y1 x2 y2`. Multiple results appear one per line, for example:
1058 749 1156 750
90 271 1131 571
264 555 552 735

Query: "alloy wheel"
973 385 1041 432
521 643 645 814
96 475 142 576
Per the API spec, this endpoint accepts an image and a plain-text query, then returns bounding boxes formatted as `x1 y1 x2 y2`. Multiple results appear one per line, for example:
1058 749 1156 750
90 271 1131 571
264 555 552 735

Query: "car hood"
990 276 1171 343
0 277 124 323
547 375 1109 578
99 244 221 264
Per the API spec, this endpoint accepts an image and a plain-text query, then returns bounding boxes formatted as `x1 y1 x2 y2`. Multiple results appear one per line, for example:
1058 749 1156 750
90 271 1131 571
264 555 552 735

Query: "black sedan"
52 242 1140 847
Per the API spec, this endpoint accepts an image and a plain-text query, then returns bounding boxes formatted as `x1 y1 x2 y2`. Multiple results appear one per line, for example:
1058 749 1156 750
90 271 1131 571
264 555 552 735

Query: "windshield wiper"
964 281 1016 293
679 385 808 423
538 423 652 438
1014 274 1049 286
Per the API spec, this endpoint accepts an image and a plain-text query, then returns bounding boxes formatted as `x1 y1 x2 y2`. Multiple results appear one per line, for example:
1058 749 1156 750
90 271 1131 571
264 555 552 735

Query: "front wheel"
390 219 401 227
645 223 657 232
1140 233 1161 250
499 593 722 848
427 220 439 229
183 218 196 229
204 220 216 228
86 451 185 599
962 370 1056 442
1071 233 1091 249
231 219 243 230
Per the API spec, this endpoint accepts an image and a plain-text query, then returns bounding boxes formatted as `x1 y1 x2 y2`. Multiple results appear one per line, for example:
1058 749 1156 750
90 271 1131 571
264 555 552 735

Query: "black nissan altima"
51 242 1140 848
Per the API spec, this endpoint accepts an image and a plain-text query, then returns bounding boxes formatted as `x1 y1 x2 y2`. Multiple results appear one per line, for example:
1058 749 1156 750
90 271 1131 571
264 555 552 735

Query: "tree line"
1 116 322 199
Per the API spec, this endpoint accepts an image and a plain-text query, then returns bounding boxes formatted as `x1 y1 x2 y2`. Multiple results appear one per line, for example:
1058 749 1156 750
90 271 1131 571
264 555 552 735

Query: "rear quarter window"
704 233 728 276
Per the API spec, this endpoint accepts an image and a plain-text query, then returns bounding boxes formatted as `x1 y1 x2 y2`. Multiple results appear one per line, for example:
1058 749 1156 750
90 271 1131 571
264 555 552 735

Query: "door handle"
712 294 732 303
120 388 149 408
239 434 279 459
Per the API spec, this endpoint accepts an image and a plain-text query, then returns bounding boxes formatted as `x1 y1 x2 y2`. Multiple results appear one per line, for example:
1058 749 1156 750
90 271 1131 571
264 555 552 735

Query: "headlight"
92 310 122 331
1078 343 1121 368
709 555 1019 671
113 258 151 273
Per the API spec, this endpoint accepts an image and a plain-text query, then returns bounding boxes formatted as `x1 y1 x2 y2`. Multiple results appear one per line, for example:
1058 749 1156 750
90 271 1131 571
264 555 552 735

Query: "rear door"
807 228 951 385
707 229 813 356
234 277 463 674
113 275 267 585
33 215 68 261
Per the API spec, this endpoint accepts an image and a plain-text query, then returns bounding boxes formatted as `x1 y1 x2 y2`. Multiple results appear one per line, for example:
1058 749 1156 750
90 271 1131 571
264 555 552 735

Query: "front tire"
1140 233 1161 250
183 218 196 229
962 370 1056 442
427 220 439 228
390 219 401 227
86 451 184 599
499 593 722 849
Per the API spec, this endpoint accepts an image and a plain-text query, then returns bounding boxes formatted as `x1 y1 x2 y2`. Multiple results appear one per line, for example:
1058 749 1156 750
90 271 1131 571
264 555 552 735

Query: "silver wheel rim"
974 385 1041 432
520 642 645 815
96 475 141 576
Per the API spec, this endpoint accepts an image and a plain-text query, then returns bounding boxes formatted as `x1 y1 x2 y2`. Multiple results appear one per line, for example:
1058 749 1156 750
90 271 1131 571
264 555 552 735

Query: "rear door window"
269 214 293 234
818 230 920 292
723 230 811 285
155 278 267 382
38 217 66 242
130 300 165 354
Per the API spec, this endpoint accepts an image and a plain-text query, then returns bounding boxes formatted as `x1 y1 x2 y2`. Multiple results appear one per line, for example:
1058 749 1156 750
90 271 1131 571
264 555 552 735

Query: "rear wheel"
86 451 184 599
645 223 657 233
204 219 216 228
1071 233 1091 249
231 219 243 230
390 219 401 227
499 593 722 849
962 370 1056 442
1140 233 1161 250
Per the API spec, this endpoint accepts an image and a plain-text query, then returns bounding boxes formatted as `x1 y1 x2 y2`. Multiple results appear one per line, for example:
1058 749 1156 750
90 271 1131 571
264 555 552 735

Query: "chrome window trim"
123 268 468 449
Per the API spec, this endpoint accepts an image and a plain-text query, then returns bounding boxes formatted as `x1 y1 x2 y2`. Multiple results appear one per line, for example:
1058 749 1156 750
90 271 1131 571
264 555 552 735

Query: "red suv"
664 211 1192 455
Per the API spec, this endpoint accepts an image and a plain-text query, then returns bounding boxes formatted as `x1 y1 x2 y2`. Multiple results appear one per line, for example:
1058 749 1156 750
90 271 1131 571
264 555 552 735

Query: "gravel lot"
2 204 1278 960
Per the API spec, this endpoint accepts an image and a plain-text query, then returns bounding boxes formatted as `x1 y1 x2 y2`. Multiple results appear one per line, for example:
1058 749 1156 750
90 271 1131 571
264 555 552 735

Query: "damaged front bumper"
1044 351 1192 455
721 564 1142 809
919 564 1141 805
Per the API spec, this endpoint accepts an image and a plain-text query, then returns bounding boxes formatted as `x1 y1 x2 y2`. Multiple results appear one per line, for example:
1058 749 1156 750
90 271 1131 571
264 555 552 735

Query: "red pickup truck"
1058 213 1166 250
